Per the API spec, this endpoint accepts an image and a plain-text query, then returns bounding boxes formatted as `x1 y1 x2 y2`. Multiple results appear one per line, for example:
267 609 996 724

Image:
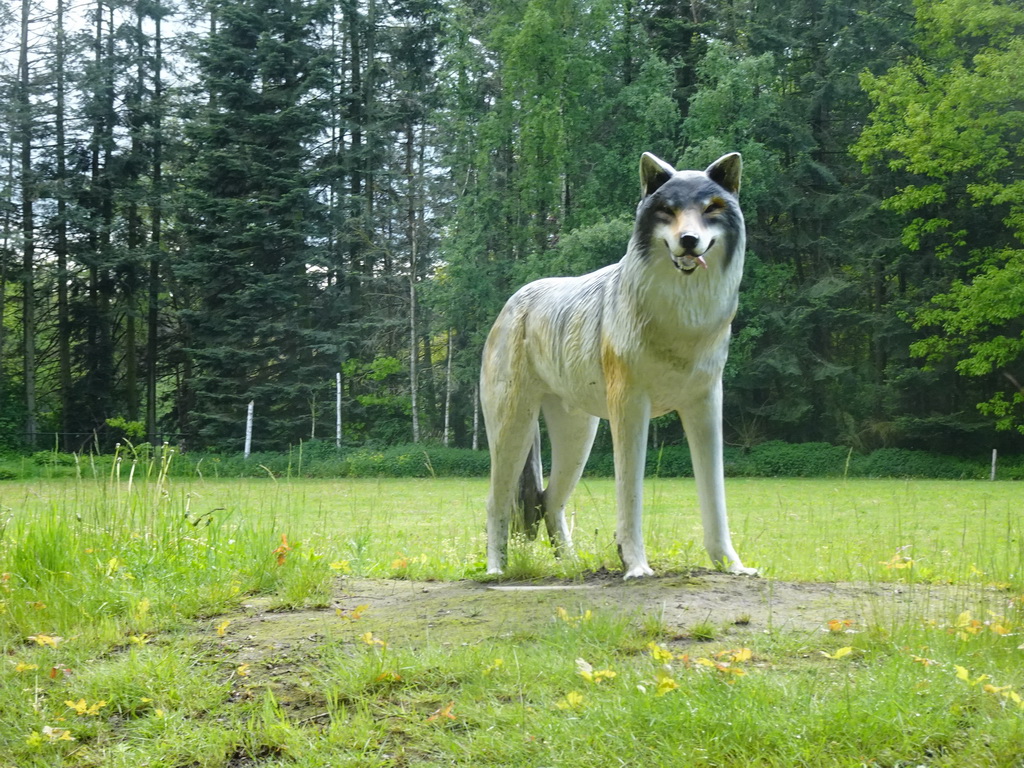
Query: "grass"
1 466 1024 766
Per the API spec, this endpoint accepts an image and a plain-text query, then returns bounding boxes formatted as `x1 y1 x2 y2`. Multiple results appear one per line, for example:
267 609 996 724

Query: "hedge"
1 441 1021 481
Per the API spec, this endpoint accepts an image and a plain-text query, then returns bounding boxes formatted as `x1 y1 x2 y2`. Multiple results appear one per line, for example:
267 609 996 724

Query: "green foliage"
4 0 1024 459
105 417 146 441
175 0 335 451
2 442 1019 481
856 0 1024 434
854 448 983 480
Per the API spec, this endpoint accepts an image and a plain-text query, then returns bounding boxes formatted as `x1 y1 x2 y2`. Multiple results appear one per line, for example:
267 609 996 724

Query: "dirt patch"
216 571 983 663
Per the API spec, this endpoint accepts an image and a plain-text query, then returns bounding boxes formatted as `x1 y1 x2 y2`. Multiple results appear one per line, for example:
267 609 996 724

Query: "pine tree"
177 0 333 450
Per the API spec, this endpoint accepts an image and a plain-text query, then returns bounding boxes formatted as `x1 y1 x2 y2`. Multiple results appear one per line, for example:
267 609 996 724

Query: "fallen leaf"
427 701 456 722
555 691 584 710
820 647 853 660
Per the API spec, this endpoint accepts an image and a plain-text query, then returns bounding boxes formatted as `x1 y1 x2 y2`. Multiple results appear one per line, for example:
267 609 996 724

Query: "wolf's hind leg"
483 396 541 576
541 397 599 558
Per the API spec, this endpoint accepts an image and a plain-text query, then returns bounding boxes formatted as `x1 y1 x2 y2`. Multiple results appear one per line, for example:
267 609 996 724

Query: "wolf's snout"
680 233 700 252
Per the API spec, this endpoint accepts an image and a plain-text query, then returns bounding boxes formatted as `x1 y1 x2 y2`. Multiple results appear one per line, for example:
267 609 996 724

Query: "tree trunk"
55 0 72 451
406 122 420 442
147 11 164 445
19 0 37 448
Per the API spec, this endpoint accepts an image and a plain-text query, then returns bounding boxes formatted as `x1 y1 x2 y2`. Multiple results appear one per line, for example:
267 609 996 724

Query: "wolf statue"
481 153 755 579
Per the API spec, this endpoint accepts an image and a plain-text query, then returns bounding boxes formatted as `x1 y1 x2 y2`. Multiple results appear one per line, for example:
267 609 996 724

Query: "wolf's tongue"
696 255 708 269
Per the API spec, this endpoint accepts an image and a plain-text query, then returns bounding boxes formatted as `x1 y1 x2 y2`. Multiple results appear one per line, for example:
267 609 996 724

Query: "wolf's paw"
622 563 655 580
727 563 758 577
716 558 758 577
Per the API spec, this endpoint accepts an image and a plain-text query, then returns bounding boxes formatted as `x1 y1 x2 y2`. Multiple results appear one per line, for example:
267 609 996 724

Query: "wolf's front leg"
680 384 756 576
609 393 654 579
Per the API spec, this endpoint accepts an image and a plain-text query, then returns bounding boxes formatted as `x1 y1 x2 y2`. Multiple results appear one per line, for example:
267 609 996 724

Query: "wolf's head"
634 153 744 274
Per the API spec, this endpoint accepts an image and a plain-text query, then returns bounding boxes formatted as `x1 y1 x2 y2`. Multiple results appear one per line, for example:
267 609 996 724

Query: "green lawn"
1 475 1022 766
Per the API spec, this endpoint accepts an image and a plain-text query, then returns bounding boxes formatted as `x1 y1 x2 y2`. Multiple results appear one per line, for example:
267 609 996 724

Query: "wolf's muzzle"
671 236 714 272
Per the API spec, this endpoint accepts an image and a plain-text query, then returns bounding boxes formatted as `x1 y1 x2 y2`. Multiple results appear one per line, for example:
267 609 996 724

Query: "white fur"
481 153 755 579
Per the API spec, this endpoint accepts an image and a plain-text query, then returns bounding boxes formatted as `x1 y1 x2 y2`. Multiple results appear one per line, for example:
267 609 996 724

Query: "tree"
177 0 334 450
16 0 37 447
855 0 1024 434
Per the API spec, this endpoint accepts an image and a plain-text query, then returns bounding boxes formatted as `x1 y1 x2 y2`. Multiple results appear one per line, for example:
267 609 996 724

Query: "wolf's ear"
705 153 742 195
640 153 676 198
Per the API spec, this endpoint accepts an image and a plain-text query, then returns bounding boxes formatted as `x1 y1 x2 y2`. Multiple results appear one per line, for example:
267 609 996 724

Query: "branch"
1002 370 1024 394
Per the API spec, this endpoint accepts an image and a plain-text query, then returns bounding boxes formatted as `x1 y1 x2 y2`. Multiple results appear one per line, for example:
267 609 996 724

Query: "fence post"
991 448 997 481
336 372 342 450
244 400 254 459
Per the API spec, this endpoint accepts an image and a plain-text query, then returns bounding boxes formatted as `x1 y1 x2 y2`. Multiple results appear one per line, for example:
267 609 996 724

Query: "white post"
336 372 342 449
244 400 254 459
472 383 480 451
443 329 453 447
991 448 997 481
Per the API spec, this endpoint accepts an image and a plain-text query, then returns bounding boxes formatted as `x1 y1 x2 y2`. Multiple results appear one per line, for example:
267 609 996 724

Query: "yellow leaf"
337 604 369 621
41 726 75 742
65 699 88 715
86 701 107 716
14 662 39 673
329 560 352 573
821 647 853 660
647 642 674 663
729 648 753 663
361 632 386 648
67 699 106 717
216 620 230 637
555 690 584 710
236 664 250 677
654 669 678 697
483 658 504 675
128 634 150 645
28 634 63 648
955 665 970 682
427 701 456 722
576 659 616 683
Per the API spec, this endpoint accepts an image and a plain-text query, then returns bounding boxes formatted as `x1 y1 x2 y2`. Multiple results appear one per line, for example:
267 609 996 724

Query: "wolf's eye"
653 205 676 221
705 198 726 214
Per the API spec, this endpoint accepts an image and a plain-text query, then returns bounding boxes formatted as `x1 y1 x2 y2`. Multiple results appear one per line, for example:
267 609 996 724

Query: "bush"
731 441 851 477
0 441 1016 481
851 448 984 479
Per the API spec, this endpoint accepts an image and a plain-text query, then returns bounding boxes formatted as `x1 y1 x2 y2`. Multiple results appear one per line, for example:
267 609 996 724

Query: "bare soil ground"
218 571 975 663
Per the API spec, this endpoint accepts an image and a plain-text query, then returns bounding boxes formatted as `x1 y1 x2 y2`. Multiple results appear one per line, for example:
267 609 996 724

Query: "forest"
0 0 1021 457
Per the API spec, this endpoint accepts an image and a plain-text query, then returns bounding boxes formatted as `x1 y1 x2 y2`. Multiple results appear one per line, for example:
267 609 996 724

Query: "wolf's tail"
514 424 545 540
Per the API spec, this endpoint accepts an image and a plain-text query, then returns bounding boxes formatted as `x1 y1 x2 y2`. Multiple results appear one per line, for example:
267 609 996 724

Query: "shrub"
852 448 984 479
731 441 850 477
